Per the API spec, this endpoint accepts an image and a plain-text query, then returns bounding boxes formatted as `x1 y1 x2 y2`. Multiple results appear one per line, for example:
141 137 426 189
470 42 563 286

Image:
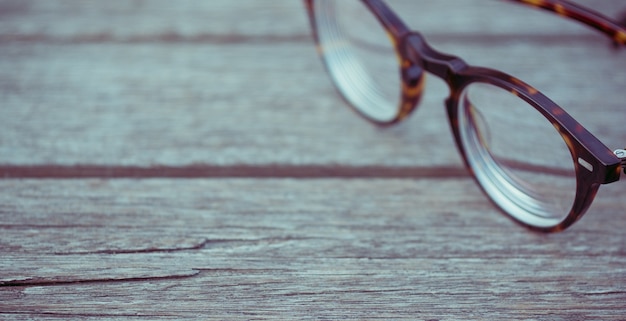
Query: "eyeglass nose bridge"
401 32 468 84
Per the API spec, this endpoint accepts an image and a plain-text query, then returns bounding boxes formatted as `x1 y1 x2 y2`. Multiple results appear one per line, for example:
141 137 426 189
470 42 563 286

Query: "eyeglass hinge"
614 148 626 174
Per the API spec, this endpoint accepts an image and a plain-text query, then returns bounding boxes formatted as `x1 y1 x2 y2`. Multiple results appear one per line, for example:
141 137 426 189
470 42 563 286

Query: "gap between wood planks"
0 165 469 179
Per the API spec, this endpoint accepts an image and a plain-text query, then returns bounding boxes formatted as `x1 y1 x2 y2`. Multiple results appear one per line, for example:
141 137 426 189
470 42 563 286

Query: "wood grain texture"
1 0 626 320
0 0 624 167
1 179 625 320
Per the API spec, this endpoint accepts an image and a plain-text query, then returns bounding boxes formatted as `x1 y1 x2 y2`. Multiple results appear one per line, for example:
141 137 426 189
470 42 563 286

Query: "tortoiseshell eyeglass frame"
304 0 626 232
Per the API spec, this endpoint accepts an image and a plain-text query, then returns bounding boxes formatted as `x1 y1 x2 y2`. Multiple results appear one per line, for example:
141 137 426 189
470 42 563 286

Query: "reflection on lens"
314 0 401 121
458 82 577 227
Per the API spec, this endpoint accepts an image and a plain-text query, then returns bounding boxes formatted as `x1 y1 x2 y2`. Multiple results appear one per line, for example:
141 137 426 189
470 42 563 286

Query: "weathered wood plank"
0 39 464 167
0 179 625 319
1 257 625 320
0 22 469 168
0 0 310 40
0 0 622 39
0 42 623 167
0 1 624 167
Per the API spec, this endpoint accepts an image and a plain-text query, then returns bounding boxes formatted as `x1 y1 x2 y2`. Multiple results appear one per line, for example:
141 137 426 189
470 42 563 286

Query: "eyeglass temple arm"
506 0 626 45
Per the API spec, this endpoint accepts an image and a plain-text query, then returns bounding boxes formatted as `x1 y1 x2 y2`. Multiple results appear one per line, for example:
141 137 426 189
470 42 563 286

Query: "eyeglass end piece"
614 148 626 174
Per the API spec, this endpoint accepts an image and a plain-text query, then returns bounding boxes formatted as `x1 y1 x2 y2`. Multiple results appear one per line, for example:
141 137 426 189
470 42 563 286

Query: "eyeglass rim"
304 0 624 231
350 0 626 45
442 66 618 231
507 0 626 46
305 0 626 126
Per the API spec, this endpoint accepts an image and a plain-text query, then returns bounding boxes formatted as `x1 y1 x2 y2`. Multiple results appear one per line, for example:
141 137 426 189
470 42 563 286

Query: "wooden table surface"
1 1 626 320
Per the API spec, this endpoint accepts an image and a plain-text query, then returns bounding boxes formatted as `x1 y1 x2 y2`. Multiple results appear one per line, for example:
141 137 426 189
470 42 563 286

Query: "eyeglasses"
304 0 626 232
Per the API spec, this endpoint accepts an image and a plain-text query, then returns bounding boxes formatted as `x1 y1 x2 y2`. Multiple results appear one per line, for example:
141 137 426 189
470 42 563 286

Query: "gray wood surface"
1 1 625 320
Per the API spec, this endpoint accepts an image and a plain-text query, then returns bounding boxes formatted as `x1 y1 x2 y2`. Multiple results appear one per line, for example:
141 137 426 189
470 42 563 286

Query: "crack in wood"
0 311 172 318
47 236 320 255
1 268 297 288
583 291 626 296
194 268 297 275
51 238 213 255
0 270 201 287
